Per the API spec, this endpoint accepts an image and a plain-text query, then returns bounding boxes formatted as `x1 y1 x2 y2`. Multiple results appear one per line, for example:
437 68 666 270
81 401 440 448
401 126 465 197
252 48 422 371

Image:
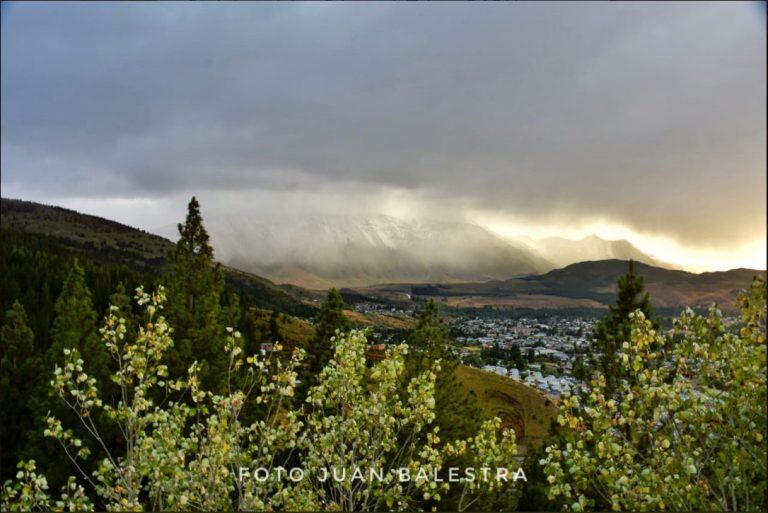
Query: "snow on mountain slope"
154 214 672 288
158 214 552 287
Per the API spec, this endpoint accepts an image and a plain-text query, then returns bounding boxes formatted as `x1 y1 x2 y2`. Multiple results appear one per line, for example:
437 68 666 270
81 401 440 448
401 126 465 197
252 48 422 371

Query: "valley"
2 196 763 454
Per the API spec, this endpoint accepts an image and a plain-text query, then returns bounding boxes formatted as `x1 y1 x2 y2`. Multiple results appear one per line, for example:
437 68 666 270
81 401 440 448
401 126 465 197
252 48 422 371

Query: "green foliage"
0 230 156 485
304 288 352 379
269 310 281 342
0 200 315 485
591 260 656 394
404 301 518 510
46 260 107 381
510 344 527 371
571 356 587 381
1 287 520 511
1 460 92 512
406 300 484 443
107 283 138 343
166 197 230 392
517 420 560 512
0 302 44 480
38 261 114 490
543 278 767 512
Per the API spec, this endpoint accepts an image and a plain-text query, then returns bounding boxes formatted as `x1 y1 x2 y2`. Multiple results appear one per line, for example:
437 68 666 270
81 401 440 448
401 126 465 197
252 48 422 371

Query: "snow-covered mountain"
157 214 552 288
155 214 668 288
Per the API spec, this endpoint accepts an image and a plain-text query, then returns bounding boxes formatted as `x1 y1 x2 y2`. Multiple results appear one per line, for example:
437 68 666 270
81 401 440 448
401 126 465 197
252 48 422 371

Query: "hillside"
247 307 316 347
1 198 171 267
528 260 763 309
456 365 556 450
1 198 315 316
370 260 764 313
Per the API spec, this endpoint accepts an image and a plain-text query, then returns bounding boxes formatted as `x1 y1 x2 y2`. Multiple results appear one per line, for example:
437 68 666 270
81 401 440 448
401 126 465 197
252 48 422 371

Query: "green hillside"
456 365 557 451
1 198 315 317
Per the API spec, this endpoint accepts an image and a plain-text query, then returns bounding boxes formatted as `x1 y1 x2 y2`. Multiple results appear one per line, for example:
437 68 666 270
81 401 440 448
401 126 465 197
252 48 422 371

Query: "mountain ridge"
397 259 764 312
516 235 672 270
156 213 555 288
4 198 761 313
0 197 315 316
155 212 670 288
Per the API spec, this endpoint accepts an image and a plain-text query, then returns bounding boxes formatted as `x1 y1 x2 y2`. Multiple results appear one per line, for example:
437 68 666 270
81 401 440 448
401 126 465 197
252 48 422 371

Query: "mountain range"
4 198 761 313
156 213 669 288
515 235 671 270
400 259 763 312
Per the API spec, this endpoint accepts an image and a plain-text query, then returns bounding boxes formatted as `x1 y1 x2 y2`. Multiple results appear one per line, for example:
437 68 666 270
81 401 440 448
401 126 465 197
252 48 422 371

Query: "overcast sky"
1 1 765 270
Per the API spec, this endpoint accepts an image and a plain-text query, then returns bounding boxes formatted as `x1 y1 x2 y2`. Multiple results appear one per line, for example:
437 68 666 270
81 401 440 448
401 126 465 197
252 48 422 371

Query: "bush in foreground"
2 286 518 511
543 278 766 512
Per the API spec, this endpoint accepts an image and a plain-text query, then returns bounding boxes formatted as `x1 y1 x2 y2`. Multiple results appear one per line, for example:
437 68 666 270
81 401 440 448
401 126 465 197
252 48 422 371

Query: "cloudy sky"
2 1 765 271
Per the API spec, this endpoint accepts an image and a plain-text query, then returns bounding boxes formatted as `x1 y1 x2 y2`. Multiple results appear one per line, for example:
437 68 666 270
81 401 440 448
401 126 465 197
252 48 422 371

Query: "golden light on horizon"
475 215 766 273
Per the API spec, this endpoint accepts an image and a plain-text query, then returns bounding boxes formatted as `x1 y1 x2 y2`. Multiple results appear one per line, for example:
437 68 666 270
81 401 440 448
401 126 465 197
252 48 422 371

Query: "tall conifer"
304 288 351 379
591 260 656 393
47 260 107 383
167 197 229 392
405 299 484 441
0 301 41 480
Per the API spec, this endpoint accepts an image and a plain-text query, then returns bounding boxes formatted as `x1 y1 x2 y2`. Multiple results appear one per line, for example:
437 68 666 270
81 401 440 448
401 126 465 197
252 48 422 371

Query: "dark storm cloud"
1 1 765 246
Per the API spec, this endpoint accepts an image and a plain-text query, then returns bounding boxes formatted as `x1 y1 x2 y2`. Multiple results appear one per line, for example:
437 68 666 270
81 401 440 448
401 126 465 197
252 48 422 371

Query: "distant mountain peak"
520 234 671 271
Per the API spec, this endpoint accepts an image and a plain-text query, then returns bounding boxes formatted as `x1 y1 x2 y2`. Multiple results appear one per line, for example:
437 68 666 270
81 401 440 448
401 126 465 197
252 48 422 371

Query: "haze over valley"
5 197 761 314
154 213 670 288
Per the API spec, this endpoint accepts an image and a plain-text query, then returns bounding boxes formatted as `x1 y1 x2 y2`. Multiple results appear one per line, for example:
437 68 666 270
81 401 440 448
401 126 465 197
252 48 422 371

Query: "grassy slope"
1 198 170 265
249 307 316 346
343 309 415 330
456 365 557 450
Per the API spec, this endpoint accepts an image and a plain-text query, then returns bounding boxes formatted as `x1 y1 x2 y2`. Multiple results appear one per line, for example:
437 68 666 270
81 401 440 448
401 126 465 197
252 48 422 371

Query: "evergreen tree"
304 288 351 379
166 197 230 392
269 310 281 342
405 300 505 510
591 260 656 393
0 301 42 480
405 299 484 441
37 260 108 489
510 343 527 370
572 355 587 381
46 260 107 384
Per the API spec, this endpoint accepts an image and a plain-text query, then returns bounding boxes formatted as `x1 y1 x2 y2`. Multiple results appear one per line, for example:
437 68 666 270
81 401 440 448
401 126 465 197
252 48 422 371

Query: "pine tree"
38 261 108 488
46 260 107 384
591 260 656 393
405 299 484 441
269 310 281 342
572 355 587 381
404 300 500 510
510 343 527 370
0 301 42 480
304 288 351 379
166 197 230 392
